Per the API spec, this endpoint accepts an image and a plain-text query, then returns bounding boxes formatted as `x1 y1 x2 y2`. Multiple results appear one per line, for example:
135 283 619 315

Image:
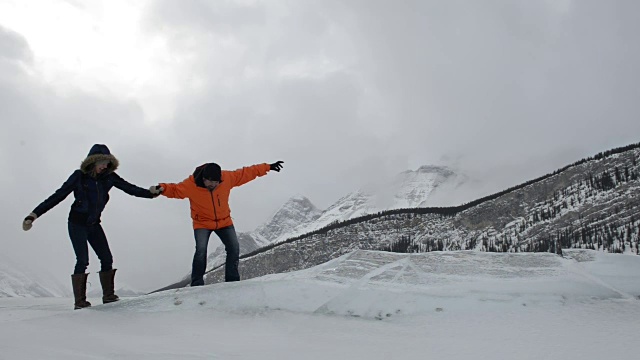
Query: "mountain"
202 165 463 272
289 165 466 238
88 285 146 298
197 143 640 285
0 256 69 297
251 194 324 247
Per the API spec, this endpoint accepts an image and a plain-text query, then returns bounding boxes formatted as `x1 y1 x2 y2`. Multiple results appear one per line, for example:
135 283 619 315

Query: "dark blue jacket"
32 144 154 225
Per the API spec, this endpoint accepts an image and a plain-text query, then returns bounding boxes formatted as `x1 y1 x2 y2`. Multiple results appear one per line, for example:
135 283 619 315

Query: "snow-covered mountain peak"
273 164 465 240
406 164 455 176
387 164 460 208
288 193 310 202
280 194 318 212
254 196 321 238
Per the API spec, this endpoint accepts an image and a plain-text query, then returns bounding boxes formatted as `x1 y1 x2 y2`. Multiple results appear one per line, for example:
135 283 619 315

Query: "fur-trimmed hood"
80 144 120 175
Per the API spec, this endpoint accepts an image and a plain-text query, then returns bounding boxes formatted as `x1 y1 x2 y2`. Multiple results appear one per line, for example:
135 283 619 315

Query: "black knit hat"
202 163 222 181
193 163 222 187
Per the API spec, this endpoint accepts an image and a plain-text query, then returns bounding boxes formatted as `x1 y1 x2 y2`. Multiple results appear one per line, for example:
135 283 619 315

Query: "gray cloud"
339 0 640 178
0 26 32 63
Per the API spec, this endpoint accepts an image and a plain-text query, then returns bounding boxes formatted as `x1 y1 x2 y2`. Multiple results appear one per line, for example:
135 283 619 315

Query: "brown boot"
71 273 92 310
99 269 120 304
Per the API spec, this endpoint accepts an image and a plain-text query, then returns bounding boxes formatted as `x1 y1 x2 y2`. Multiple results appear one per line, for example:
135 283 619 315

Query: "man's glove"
149 185 164 196
22 213 37 231
270 161 284 172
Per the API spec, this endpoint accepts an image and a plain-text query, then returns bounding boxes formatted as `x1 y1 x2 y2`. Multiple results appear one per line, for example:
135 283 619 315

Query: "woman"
22 144 162 309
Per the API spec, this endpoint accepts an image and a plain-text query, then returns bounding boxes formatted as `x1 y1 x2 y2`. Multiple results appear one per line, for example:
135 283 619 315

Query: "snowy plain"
1 249 639 360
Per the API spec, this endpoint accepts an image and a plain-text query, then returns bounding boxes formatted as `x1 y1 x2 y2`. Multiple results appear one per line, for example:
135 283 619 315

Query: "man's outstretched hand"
270 161 284 172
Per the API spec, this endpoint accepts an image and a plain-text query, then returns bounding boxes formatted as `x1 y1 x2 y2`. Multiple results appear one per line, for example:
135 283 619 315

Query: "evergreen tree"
625 166 630 182
601 171 615 191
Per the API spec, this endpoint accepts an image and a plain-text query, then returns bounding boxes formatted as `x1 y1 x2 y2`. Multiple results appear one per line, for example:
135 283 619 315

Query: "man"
156 161 284 286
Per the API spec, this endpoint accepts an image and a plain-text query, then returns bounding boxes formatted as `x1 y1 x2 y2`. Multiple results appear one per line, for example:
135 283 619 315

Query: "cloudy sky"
1 0 639 292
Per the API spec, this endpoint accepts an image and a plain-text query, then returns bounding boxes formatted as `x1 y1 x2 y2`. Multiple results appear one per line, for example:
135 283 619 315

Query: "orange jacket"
160 163 271 230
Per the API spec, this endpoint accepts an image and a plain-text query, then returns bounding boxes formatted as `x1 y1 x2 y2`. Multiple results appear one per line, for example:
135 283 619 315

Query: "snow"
1 249 639 359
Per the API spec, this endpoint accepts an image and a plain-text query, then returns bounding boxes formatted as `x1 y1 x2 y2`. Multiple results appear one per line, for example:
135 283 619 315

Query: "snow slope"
1 249 639 359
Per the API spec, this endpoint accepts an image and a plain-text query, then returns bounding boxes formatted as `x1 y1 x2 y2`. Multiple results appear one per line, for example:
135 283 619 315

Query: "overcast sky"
1 0 639 292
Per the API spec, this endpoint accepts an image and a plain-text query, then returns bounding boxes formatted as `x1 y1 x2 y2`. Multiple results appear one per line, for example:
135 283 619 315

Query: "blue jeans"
68 222 113 274
191 225 240 286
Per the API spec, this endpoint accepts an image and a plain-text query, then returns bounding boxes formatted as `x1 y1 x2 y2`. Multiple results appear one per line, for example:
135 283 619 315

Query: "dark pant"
68 222 113 274
191 225 240 286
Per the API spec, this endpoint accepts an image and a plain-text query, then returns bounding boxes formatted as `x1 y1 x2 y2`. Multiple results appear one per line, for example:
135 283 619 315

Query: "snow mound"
92 249 640 319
